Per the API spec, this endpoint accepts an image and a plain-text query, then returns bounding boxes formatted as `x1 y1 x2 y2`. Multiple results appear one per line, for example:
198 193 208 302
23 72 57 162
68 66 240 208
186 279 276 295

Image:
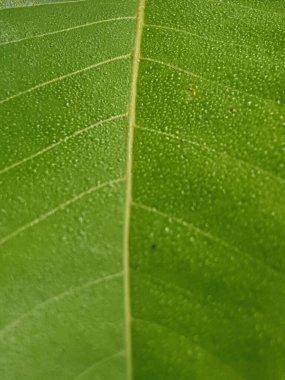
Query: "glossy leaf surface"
1 0 285 379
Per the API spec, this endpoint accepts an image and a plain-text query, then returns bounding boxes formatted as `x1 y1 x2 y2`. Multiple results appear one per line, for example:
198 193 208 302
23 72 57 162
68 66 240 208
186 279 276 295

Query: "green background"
1 0 285 379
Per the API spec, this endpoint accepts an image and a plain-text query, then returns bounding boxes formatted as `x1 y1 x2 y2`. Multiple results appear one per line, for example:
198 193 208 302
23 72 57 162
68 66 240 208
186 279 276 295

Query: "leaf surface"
0 0 285 379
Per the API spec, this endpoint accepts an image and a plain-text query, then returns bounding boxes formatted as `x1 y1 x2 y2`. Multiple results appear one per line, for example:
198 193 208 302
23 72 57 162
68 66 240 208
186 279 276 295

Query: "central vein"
123 0 147 379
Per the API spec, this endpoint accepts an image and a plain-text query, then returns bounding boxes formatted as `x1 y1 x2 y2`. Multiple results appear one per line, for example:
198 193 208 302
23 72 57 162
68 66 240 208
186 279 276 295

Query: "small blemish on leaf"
186 86 197 98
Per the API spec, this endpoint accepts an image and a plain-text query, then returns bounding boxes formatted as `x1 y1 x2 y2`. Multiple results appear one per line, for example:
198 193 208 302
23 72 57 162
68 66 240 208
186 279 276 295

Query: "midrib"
123 0 147 379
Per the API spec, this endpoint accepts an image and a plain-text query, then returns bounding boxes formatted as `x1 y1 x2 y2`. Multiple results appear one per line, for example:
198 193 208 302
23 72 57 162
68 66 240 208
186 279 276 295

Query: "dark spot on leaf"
186 85 196 98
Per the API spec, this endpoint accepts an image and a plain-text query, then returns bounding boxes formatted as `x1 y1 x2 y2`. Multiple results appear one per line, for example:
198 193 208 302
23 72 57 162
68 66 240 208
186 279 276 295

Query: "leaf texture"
0 0 285 379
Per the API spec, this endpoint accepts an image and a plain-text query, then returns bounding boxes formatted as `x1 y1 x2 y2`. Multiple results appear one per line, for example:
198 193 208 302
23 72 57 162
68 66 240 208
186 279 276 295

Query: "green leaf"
1 0 285 379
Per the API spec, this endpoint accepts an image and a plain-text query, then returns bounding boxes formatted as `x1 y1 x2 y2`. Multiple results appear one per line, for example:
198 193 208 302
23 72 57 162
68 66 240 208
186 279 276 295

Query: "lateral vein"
0 0 87 11
74 350 125 380
0 271 123 339
141 57 283 107
0 54 130 105
0 17 135 46
0 113 127 176
135 125 285 185
0 178 124 246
